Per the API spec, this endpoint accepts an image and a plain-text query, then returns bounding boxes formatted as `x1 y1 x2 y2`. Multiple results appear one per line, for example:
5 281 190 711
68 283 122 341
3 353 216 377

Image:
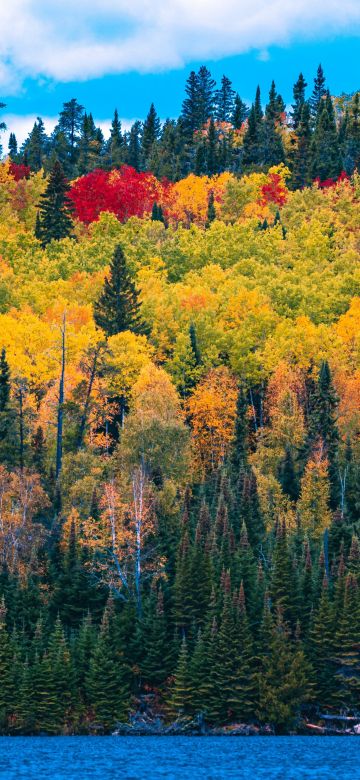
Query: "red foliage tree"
260 173 288 207
69 166 169 224
9 162 30 181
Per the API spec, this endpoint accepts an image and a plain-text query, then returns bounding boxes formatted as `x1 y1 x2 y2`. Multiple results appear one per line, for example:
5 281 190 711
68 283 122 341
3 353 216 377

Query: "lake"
0 736 358 779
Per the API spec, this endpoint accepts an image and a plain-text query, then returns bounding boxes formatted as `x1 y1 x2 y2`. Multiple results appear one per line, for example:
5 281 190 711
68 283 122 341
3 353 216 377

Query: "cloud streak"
0 1 360 92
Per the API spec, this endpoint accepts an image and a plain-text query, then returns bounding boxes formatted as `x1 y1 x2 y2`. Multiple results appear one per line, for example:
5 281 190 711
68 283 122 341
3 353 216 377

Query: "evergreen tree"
86 606 130 731
311 92 342 182
309 64 327 124
215 75 235 122
232 94 249 129
57 98 84 166
278 446 299 502
93 245 148 337
126 121 143 171
181 71 200 137
291 73 308 130
8 133 18 160
196 66 216 127
142 103 161 162
24 118 48 171
307 360 340 509
342 91 360 175
243 89 263 168
206 191 216 227
0 349 10 412
206 118 218 175
0 599 15 732
107 109 124 167
168 636 191 716
257 611 313 733
291 102 312 189
36 161 74 246
263 81 285 166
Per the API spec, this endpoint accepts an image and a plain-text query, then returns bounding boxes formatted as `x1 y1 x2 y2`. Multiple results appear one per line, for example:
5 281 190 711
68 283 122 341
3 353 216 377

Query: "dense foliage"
0 69 359 735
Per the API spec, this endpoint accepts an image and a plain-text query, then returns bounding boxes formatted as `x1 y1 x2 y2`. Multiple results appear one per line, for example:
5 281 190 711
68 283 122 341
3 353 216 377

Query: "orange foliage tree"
188 366 238 474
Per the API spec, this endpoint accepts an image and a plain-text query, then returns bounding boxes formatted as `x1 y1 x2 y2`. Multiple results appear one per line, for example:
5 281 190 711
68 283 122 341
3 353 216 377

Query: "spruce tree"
93 245 148 337
57 98 84 166
291 102 312 189
307 360 340 509
309 64 327 125
232 94 249 129
168 636 192 716
107 109 124 167
206 191 216 226
126 121 143 171
8 133 18 161
206 118 218 175
311 92 342 182
142 103 161 162
257 611 313 733
0 349 10 412
215 75 235 122
37 161 74 246
86 607 130 731
263 81 285 166
342 91 360 175
291 73 308 130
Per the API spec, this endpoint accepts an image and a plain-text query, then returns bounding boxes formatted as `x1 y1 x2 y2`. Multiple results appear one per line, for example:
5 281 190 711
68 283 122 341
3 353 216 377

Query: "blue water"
0 736 358 779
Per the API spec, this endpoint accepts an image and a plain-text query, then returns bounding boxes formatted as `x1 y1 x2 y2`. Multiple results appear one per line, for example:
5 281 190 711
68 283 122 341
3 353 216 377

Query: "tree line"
2 65 360 186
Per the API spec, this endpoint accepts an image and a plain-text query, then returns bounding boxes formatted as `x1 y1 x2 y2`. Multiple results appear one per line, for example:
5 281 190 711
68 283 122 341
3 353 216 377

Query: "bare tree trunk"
132 464 146 618
56 314 66 481
77 344 101 449
18 383 25 472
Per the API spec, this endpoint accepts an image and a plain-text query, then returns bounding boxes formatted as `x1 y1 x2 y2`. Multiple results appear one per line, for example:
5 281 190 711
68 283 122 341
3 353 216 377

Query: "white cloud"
0 1 359 91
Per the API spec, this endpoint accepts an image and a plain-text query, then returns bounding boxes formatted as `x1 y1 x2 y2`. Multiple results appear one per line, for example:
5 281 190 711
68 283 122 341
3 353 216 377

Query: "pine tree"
181 71 200 137
168 636 192 716
142 103 161 162
0 349 10 412
206 118 218 175
24 118 48 171
86 606 130 731
311 92 342 182
291 102 312 189
307 360 340 509
36 161 74 246
206 190 216 226
278 446 299 502
8 133 18 160
215 75 235 122
263 81 285 166
231 387 249 476
291 73 308 130
232 94 249 129
257 611 313 733
309 576 336 704
243 89 263 168
197 66 216 127
270 522 294 625
107 109 124 167
342 91 360 175
57 98 84 166
309 64 327 125
0 599 15 732
126 121 143 171
333 573 360 707
93 245 148 337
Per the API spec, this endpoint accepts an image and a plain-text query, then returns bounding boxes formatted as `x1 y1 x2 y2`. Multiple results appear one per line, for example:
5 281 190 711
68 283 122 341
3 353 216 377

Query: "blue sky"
1 1 360 145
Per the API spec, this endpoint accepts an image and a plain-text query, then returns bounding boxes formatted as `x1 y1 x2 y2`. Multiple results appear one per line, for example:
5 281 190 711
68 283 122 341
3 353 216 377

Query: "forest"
0 63 359 736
